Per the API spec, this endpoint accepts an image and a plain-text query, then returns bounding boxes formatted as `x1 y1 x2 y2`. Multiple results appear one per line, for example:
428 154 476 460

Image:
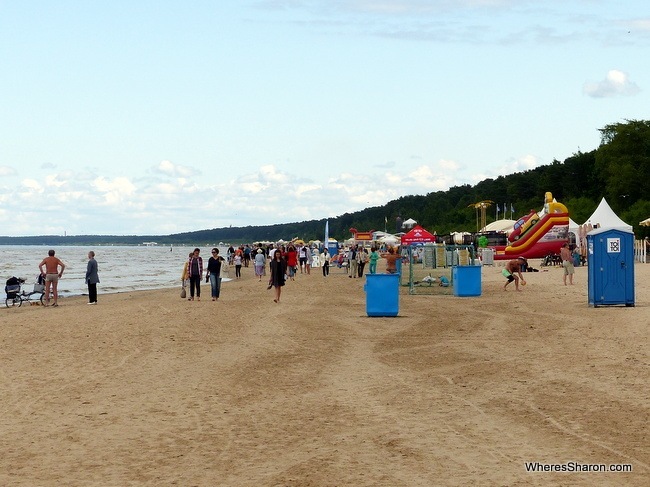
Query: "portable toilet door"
586 228 635 307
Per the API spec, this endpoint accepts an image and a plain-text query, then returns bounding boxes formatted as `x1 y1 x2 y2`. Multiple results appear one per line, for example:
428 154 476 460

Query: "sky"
1 0 648 237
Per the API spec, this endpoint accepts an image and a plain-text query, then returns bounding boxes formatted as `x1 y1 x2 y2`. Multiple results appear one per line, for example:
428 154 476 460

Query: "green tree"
596 120 650 212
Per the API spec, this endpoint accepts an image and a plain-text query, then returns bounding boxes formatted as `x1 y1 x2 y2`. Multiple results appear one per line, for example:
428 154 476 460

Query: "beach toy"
521 279 526 286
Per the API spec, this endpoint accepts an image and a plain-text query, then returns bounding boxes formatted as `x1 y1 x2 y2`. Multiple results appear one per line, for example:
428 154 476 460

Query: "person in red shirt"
286 245 298 281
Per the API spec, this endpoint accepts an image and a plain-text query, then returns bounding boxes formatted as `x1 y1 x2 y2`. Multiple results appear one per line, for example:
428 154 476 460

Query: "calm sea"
1 245 231 298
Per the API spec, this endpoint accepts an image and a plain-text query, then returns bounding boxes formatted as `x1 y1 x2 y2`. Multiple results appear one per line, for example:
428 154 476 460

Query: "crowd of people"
179 242 403 304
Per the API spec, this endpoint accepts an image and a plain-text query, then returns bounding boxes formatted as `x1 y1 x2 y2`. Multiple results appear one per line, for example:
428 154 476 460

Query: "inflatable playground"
491 192 569 260
401 192 569 295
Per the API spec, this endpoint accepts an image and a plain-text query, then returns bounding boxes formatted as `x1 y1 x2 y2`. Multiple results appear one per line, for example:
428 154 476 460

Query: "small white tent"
584 198 633 233
402 218 417 229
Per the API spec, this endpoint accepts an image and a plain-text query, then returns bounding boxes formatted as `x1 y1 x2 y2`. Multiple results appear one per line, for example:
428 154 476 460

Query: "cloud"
153 160 195 178
468 154 543 184
583 70 641 98
0 166 17 177
374 160 396 169
625 18 650 32
0 156 540 236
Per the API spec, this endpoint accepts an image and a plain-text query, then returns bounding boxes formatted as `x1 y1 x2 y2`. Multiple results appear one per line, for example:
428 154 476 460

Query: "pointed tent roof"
401 225 436 245
584 198 633 232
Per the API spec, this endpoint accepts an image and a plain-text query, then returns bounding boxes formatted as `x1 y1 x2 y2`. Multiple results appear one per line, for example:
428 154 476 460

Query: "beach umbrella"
640 217 650 226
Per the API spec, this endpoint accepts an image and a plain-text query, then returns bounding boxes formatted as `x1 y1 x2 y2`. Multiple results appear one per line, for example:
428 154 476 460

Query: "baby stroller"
4 275 45 308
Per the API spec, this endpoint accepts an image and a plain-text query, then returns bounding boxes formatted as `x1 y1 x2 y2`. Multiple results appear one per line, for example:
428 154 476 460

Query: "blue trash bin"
364 273 400 316
452 265 482 297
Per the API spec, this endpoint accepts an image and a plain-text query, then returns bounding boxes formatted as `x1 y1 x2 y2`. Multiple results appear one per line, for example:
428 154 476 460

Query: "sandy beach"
1 260 648 486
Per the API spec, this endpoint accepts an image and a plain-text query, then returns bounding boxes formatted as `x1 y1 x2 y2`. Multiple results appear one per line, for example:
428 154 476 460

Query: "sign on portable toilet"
587 228 635 307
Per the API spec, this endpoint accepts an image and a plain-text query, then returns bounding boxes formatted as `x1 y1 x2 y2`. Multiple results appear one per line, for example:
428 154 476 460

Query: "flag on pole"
324 220 329 247
511 203 515 213
496 204 500 212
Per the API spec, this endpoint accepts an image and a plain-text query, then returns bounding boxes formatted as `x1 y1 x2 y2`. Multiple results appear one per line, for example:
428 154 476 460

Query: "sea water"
0 245 231 298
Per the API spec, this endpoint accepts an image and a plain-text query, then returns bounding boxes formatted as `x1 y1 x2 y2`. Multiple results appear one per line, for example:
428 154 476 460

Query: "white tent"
584 198 633 233
640 217 650 227
482 219 515 233
402 218 417 229
568 217 584 254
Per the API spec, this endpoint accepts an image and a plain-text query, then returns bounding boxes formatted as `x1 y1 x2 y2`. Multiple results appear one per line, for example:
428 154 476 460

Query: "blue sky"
1 0 648 236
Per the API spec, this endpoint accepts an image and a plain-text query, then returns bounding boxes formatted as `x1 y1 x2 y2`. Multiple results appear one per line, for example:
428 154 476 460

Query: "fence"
634 239 648 263
405 244 478 295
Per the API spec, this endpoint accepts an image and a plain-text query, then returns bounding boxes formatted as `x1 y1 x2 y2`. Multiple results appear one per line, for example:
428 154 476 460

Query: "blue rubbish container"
364 273 400 316
452 265 482 297
587 228 635 307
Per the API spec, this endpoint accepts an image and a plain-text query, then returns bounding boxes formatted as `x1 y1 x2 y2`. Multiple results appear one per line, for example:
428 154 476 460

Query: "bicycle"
4 277 46 308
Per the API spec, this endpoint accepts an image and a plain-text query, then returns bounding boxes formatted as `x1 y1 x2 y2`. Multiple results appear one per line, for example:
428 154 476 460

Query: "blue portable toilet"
587 228 635 307
327 240 339 261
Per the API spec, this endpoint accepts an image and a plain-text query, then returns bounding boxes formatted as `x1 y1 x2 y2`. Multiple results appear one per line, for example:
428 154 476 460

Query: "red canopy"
401 225 436 245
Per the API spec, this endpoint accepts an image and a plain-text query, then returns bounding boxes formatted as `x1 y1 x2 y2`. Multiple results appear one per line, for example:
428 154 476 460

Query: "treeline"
2 120 649 246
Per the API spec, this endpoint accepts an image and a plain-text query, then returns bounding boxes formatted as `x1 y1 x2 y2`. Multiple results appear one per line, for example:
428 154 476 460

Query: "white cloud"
0 166 17 177
153 160 195 178
0 156 540 236
625 18 650 32
583 70 641 98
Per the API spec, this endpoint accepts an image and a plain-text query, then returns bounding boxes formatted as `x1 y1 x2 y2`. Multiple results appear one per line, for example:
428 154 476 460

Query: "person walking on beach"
320 248 330 277
254 248 266 281
357 247 368 277
304 246 311 275
560 243 574 285
269 249 287 303
181 252 192 291
38 249 65 307
85 251 100 305
286 245 298 281
369 247 380 274
298 245 308 273
206 248 225 301
348 245 358 278
503 257 526 291
188 248 203 301
233 250 243 279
